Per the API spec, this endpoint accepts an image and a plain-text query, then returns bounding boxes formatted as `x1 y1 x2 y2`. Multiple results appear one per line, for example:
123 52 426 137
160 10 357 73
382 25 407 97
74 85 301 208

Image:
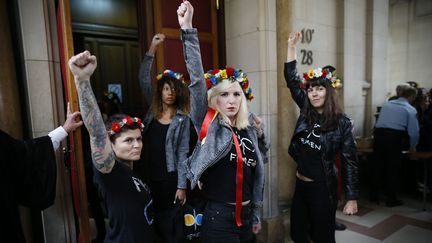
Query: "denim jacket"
181 28 265 223
138 54 190 189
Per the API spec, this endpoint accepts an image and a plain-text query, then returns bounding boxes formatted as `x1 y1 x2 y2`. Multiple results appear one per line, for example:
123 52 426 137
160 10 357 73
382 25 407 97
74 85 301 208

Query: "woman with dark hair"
69 51 154 243
138 33 190 242
284 31 359 243
177 2 264 242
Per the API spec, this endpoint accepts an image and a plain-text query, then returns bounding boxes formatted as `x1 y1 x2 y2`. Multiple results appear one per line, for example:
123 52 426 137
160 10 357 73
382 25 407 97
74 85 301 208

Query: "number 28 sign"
300 28 314 65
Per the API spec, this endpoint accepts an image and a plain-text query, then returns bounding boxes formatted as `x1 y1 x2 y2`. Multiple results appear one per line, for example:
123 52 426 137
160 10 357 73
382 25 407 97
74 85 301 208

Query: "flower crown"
108 116 144 136
156 69 184 81
302 66 342 89
204 67 254 101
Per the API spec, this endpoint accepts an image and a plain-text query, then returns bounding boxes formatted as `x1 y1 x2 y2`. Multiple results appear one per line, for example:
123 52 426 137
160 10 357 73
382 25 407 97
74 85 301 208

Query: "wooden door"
152 0 222 78
81 36 142 117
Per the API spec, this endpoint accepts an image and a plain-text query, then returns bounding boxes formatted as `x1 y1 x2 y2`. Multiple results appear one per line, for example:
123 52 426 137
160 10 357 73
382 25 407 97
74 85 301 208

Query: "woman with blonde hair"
177 1 264 242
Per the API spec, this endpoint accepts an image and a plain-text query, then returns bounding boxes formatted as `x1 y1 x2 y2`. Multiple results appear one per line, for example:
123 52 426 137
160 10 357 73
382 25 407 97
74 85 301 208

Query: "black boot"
335 222 346 231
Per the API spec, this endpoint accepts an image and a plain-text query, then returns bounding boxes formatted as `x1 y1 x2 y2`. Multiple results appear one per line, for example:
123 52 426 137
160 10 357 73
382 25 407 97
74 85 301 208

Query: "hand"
174 189 187 205
177 1 194 29
151 33 165 47
68 50 97 81
252 222 262 234
287 31 301 48
148 33 165 55
251 114 264 138
62 102 83 133
342 200 358 215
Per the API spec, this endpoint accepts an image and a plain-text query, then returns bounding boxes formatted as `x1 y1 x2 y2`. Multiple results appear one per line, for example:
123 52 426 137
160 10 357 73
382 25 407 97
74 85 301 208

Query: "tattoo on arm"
76 80 115 173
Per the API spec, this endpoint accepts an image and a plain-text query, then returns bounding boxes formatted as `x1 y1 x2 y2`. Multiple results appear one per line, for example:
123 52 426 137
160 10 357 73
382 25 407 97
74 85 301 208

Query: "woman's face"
307 85 327 113
112 128 143 162
216 82 243 120
161 83 176 106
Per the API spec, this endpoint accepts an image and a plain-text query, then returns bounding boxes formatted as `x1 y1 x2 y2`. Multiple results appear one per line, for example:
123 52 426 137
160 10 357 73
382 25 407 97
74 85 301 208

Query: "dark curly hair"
151 76 190 117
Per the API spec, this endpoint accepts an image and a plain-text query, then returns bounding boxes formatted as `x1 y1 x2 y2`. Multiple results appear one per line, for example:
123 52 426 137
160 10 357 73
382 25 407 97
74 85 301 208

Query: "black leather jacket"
284 61 359 203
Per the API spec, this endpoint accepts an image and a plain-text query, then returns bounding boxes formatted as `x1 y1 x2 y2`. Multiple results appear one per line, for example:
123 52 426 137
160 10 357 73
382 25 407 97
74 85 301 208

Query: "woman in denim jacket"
138 34 190 242
177 2 264 242
285 31 359 243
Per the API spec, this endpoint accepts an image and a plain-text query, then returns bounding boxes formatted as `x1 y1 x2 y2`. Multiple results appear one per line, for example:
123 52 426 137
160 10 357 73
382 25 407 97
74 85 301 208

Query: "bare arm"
68 51 115 173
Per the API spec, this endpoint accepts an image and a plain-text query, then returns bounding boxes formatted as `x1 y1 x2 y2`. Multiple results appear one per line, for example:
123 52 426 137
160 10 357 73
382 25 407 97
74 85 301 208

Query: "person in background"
69 50 155 243
1 104 82 243
137 32 190 243
284 31 359 243
371 84 419 207
99 91 122 122
178 1 265 242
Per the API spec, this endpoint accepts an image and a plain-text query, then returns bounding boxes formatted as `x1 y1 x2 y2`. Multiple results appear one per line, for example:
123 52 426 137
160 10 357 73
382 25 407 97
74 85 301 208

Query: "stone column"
225 0 281 242
365 0 389 136
16 0 75 242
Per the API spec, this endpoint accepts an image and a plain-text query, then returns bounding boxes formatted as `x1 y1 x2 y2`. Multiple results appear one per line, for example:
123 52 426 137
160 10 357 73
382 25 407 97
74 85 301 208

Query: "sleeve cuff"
180 28 198 40
284 60 297 69
48 126 68 150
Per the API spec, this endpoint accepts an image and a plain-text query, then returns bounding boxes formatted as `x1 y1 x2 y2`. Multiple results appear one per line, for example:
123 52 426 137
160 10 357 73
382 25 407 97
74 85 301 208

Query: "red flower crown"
108 116 144 136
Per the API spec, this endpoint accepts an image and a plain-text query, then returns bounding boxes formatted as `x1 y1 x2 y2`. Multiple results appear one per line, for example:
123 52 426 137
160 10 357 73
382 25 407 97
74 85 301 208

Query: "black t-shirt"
143 119 178 211
201 127 257 203
144 119 177 182
94 161 154 243
297 123 326 181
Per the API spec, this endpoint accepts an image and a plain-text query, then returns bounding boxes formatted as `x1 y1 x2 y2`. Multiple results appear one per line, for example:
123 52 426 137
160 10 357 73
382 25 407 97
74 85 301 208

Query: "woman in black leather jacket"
284 31 359 243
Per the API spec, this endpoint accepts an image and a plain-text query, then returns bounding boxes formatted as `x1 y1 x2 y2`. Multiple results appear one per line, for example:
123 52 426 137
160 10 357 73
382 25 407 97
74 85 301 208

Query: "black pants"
201 201 253 243
148 179 182 243
290 179 336 243
372 128 408 202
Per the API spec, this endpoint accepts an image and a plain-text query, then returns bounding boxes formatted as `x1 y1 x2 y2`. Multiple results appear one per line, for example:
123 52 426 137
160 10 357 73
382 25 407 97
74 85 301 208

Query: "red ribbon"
199 108 244 227
199 108 217 143
230 128 244 227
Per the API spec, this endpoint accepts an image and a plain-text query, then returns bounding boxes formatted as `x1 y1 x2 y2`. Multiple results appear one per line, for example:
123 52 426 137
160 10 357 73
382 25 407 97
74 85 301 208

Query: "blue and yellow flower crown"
204 67 254 101
302 66 342 89
156 69 184 81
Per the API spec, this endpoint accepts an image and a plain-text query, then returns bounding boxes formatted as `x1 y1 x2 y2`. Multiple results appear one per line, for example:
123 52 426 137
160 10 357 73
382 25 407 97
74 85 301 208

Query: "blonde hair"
207 80 249 129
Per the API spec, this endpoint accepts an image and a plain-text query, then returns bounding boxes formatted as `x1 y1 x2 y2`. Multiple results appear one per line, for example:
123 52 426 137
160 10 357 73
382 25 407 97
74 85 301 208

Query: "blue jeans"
201 201 253 243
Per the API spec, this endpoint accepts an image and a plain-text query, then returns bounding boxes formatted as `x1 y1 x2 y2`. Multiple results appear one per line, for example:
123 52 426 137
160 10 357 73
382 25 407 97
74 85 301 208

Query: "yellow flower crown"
204 67 254 101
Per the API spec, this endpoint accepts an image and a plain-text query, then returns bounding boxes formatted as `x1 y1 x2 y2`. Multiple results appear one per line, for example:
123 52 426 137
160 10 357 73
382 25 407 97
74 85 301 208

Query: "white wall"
388 0 432 92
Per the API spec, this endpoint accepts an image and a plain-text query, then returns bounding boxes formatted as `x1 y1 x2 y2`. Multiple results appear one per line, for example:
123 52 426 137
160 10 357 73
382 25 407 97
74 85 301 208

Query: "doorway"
63 0 226 241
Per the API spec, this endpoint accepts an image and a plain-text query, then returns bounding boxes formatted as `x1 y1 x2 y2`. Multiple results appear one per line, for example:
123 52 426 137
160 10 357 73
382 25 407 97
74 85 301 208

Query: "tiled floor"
280 193 432 243
335 196 432 243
